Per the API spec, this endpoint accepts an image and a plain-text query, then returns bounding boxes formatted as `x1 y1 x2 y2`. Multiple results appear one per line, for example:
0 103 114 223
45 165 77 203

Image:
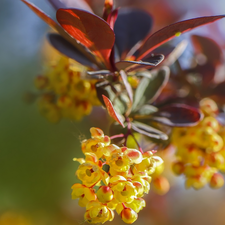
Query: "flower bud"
152 176 170 195
172 161 185 175
209 173 224 189
121 208 138 224
97 186 114 203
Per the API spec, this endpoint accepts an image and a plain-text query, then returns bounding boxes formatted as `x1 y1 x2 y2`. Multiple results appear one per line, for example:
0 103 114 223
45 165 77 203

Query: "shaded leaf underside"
48 33 96 68
152 104 203 126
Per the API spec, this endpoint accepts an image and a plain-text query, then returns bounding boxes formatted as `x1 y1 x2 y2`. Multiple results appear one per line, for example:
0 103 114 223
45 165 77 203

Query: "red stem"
110 133 125 140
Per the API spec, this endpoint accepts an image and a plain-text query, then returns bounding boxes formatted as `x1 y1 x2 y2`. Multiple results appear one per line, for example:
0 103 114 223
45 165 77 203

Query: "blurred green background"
1 0 225 225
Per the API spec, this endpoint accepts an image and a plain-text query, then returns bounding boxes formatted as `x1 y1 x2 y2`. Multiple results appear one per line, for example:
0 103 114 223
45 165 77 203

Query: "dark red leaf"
56 8 115 69
48 33 96 68
47 0 93 13
21 0 95 64
191 34 222 65
21 0 63 32
120 70 133 102
152 104 203 127
102 95 125 127
107 9 118 30
137 15 225 60
114 8 153 59
185 63 216 87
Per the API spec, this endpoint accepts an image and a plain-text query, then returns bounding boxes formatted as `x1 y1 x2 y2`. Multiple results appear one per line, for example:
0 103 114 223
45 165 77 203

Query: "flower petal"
125 148 143 164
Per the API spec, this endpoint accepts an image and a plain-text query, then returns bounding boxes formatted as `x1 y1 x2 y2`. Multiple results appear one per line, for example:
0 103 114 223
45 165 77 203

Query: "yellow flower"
81 127 111 159
120 207 138 224
71 183 97 207
184 165 217 189
35 55 100 122
109 176 137 204
116 198 146 214
108 147 142 175
130 172 151 195
171 103 225 190
133 151 163 175
96 186 114 203
75 153 109 187
84 201 114 224
72 127 166 222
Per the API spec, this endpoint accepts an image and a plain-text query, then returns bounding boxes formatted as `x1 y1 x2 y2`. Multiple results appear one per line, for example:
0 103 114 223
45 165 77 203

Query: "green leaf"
132 66 170 111
132 121 168 140
136 105 158 115
120 70 133 102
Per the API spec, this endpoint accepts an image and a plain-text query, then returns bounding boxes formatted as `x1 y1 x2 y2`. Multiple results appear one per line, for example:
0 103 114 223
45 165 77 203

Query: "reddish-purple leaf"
114 8 153 59
191 34 222 65
185 63 216 87
21 0 95 64
102 95 125 127
56 8 115 69
120 70 133 102
152 104 203 127
48 33 96 68
107 9 118 30
21 0 63 32
47 0 93 13
137 15 225 60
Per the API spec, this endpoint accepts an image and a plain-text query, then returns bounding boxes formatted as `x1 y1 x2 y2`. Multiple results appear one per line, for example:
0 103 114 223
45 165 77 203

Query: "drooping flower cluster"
72 127 163 224
34 55 100 123
172 98 225 189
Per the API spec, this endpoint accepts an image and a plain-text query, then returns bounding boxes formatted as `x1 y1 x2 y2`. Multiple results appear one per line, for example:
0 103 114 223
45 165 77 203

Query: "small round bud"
209 173 224 189
152 176 170 195
172 161 185 175
97 186 114 203
90 127 104 138
200 98 218 116
121 208 138 224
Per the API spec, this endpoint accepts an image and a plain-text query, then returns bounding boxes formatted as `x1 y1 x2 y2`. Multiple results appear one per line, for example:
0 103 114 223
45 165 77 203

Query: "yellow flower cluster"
172 98 225 189
34 55 100 123
72 127 163 224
